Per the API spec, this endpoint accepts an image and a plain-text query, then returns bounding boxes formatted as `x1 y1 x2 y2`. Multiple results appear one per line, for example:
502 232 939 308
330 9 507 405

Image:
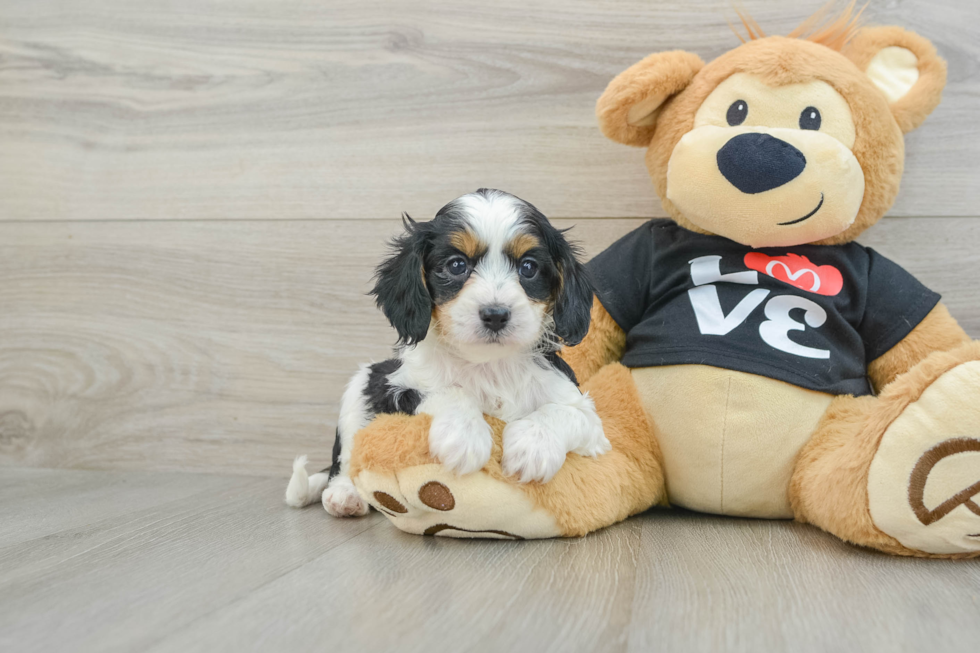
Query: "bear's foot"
356 464 561 539
868 358 980 555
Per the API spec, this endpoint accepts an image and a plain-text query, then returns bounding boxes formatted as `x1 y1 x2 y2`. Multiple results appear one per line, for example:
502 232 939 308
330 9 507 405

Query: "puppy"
286 189 610 517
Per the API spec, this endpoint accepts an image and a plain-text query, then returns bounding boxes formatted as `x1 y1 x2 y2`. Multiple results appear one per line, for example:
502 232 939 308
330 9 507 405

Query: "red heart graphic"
744 252 843 296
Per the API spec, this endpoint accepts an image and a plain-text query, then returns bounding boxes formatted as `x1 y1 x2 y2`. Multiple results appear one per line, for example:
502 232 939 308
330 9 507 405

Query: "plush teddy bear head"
597 8 947 248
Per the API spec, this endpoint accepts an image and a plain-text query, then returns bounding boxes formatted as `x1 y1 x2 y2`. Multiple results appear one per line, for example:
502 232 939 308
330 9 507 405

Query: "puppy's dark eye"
519 259 538 279
447 258 468 276
726 100 748 126
799 106 821 130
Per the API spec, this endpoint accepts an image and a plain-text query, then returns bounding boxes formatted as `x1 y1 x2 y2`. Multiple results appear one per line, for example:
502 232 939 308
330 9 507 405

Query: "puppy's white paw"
322 478 370 518
502 419 568 484
576 435 612 458
573 424 611 458
428 411 493 475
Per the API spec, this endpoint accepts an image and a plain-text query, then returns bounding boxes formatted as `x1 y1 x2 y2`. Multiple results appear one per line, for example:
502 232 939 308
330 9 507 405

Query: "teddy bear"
346 7 980 558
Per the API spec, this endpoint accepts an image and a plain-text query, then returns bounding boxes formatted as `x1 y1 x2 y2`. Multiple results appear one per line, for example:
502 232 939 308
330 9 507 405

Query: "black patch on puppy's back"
325 359 421 482
365 359 422 415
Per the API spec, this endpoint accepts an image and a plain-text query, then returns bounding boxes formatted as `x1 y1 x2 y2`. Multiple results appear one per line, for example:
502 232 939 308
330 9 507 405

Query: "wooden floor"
0 467 977 653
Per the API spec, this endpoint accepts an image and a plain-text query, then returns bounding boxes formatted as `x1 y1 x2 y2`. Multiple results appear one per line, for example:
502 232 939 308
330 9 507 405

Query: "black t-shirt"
588 219 940 396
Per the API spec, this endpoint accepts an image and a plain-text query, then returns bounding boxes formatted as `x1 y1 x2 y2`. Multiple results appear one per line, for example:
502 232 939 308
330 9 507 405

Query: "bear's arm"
867 303 971 392
559 297 627 384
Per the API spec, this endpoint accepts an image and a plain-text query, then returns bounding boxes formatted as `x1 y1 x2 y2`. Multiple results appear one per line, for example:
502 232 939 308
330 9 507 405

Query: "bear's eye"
726 100 748 126
799 106 822 130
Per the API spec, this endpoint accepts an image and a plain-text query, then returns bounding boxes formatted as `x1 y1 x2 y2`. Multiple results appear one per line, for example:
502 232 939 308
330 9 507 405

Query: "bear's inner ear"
865 46 919 104
843 26 947 134
596 50 704 147
627 92 670 127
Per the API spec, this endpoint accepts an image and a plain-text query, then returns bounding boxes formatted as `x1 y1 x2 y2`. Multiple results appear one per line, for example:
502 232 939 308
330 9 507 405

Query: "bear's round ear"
596 50 704 147
843 26 947 134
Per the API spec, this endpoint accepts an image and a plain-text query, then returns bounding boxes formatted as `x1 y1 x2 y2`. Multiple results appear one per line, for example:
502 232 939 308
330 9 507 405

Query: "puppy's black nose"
716 133 806 194
479 305 510 333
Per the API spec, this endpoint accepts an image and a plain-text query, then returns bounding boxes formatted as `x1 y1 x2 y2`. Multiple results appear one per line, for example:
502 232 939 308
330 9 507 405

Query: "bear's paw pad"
353 464 562 540
869 360 980 555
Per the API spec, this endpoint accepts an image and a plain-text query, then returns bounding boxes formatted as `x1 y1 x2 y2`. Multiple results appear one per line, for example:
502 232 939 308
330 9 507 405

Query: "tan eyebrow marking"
449 229 486 259
506 233 541 260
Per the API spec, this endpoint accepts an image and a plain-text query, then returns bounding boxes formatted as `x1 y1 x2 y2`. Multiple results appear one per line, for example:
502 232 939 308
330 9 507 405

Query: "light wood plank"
0 471 381 653
0 467 253 548
0 0 977 221
146 512 644 653
626 510 980 653
1 217 978 476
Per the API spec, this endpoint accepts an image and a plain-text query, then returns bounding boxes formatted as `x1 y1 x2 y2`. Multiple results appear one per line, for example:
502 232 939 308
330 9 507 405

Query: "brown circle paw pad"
418 481 455 511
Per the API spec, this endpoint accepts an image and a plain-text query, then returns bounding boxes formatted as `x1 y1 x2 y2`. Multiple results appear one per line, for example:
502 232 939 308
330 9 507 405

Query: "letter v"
688 286 770 336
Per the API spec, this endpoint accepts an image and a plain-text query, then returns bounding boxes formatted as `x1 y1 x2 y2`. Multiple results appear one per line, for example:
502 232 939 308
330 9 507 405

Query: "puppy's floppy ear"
843 26 947 134
539 224 594 347
371 214 432 345
596 50 704 147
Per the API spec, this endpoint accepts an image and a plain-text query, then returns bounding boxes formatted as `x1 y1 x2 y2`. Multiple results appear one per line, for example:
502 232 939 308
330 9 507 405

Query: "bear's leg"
349 363 667 538
790 342 980 558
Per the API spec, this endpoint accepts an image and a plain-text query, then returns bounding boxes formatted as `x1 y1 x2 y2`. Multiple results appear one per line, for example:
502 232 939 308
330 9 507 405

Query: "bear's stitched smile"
778 193 825 226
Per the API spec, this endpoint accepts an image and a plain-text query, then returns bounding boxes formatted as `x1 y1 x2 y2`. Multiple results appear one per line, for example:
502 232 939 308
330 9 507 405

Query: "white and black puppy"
286 189 610 517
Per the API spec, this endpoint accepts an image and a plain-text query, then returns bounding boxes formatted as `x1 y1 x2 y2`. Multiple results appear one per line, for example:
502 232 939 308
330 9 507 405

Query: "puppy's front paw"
322 478 370 517
428 412 493 475
569 398 610 458
573 421 611 458
502 419 567 484
576 432 612 458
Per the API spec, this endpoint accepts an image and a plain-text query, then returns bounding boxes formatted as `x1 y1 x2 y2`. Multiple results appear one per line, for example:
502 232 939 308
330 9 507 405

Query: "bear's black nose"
716 132 806 194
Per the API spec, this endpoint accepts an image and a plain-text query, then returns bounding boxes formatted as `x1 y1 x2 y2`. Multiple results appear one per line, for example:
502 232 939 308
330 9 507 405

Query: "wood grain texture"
0 469 381 653
627 510 980 653
0 467 251 549
0 216 978 477
5 468 977 653
0 0 977 221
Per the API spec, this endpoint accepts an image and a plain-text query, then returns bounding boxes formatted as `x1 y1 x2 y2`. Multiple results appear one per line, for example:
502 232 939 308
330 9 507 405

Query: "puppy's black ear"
541 223 594 347
370 214 433 345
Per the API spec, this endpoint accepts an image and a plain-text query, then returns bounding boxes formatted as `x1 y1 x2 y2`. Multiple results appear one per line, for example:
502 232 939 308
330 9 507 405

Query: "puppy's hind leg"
320 366 374 517
322 422 369 517
322 475 370 517
318 428 370 517
284 455 332 508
